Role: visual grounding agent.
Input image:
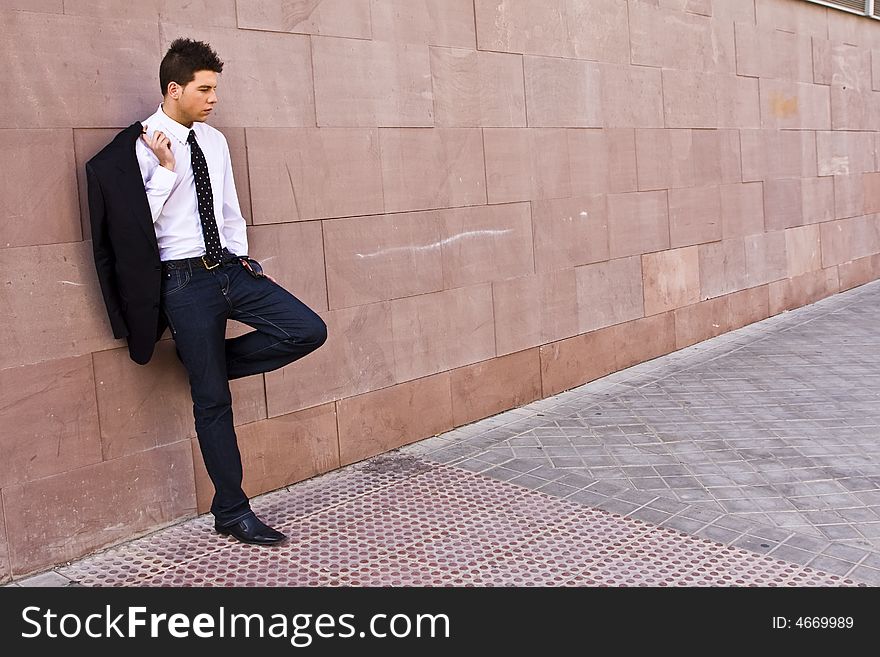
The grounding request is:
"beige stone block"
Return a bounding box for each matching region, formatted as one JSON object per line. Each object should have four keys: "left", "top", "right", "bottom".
{"left": 492, "top": 269, "right": 578, "bottom": 355}
{"left": 216, "top": 127, "right": 253, "bottom": 225}
{"left": 0, "top": 355, "right": 101, "bottom": 488}
{"left": 745, "top": 231, "right": 788, "bottom": 286}
{"left": 74, "top": 128, "right": 119, "bottom": 241}
{"left": 813, "top": 37, "right": 832, "bottom": 85}
{"left": 693, "top": 129, "right": 743, "bottom": 187}
{"left": 3, "top": 441, "right": 196, "bottom": 575}
{"left": 576, "top": 255, "right": 644, "bottom": 332}
{"left": 786, "top": 224, "right": 822, "bottom": 278}
{"left": 312, "top": 36, "right": 432, "bottom": 127}
{"left": 337, "top": 372, "right": 453, "bottom": 465}
{"left": 430, "top": 47, "right": 526, "bottom": 127}
{"left": 831, "top": 87, "right": 872, "bottom": 132}
{"left": 94, "top": 342, "right": 266, "bottom": 460}
{"left": 246, "top": 221, "right": 327, "bottom": 313}
{"left": 159, "top": 25, "right": 314, "bottom": 128}
{"left": 450, "top": 348, "right": 541, "bottom": 427}
{"left": 735, "top": 21, "right": 814, "bottom": 83}
{"left": 769, "top": 267, "right": 840, "bottom": 314}
{"left": 755, "top": 0, "right": 828, "bottom": 39}
{"left": 0, "top": 11, "right": 158, "bottom": 128}
{"left": 630, "top": 0, "right": 735, "bottom": 73}
{"left": 727, "top": 285, "right": 770, "bottom": 331}
{"left": 662, "top": 69, "right": 717, "bottom": 128}
{"left": 0, "top": 502, "right": 7, "bottom": 584}
{"left": 440, "top": 203, "right": 534, "bottom": 289}
{"left": 669, "top": 185, "right": 722, "bottom": 248}
{"left": 636, "top": 129, "right": 695, "bottom": 191}
{"left": 65, "top": 0, "right": 236, "bottom": 25}
{"left": 838, "top": 253, "right": 880, "bottom": 290}
{"left": 642, "top": 247, "right": 701, "bottom": 316}
{"left": 0, "top": 129, "right": 79, "bottom": 248}
{"left": 874, "top": 50, "right": 880, "bottom": 91}
{"left": 391, "top": 284, "right": 495, "bottom": 382}
{"left": 817, "top": 130, "right": 876, "bottom": 176}
{"left": 381, "top": 128, "right": 486, "bottom": 212}
{"left": 265, "top": 302, "right": 395, "bottom": 416}
{"left": 698, "top": 237, "right": 748, "bottom": 299}
{"left": 834, "top": 174, "right": 866, "bottom": 219}
{"left": 0, "top": 242, "right": 120, "bottom": 369}
{"left": 613, "top": 312, "right": 676, "bottom": 371}
{"left": 484, "top": 128, "right": 570, "bottom": 203}
{"left": 763, "top": 178, "right": 804, "bottom": 231}
{"left": 674, "top": 295, "right": 731, "bottom": 350}
{"left": 721, "top": 182, "right": 765, "bottom": 239}
{"left": 324, "top": 211, "right": 443, "bottom": 309}
{"left": 802, "top": 176, "right": 835, "bottom": 224}
{"left": 827, "top": 8, "right": 880, "bottom": 48}
{"left": 192, "top": 404, "right": 339, "bottom": 513}
{"left": 740, "top": 129, "right": 818, "bottom": 181}
{"left": 234, "top": 0, "right": 371, "bottom": 37}
{"left": 568, "top": 128, "right": 638, "bottom": 195}
{"left": 607, "top": 190, "right": 670, "bottom": 258}
{"left": 864, "top": 172, "right": 880, "bottom": 214}
{"left": 760, "top": 79, "right": 831, "bottom": 130}
{"left": 0, "top": 0, "right": 61, "bottom": 11}
{"left": 247, "top": 128, "right": 383, "bottom": 224}
{"left": 372, "top": 0, "right": 475, "bottom": 47}
{"left": 473, "top": 0, "right": 630, "bottom": 63}
{"left": 532, "top": 195, "right": 608, "bottom": 273}
{"left": 717, "top": 73, "right": 762, "bottom": 129}
{"left": 523, "top": 56, "right": 602, "bottom": 128}
{"left": 598, "top": 62, "right": 664, "bottom": 128}
{"left": 539, "top": 325, "right": 617, "bottom": 397}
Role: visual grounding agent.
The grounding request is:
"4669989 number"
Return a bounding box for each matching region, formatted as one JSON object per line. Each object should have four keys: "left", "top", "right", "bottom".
{"left": 795, "top": 617, "right": 854, "bottom": 629}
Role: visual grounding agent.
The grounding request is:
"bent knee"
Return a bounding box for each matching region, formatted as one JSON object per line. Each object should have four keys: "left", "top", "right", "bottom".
{"left": 309, "top": 319, "right": 328, "bottom": 349}
{"left": 284, "top": 319, "right": 327, "bottom": 351}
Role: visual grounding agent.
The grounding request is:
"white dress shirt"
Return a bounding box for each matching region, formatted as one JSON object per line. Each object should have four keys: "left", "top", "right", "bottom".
{"left": 136, "top": 104, "right": 248, "bottom": 261}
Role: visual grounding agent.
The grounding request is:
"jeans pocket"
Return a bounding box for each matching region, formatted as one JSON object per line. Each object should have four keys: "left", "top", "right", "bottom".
{"left": 161, "top": 267, "right": 191, "bottom": 296}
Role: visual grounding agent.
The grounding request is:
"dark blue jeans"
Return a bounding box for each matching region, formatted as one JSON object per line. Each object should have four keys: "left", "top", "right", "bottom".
{"left": 160, "top": 257, "right": 327, "bottom": 527}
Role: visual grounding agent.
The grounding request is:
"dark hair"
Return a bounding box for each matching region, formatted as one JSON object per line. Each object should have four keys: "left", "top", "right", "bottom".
{"left": 159, "top": 38, "right": 224, "bottom": 96}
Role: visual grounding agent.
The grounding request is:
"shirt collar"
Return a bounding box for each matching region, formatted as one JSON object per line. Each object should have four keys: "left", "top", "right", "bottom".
{"left": 154, "top": 104, "right": 193, "bottom": 146}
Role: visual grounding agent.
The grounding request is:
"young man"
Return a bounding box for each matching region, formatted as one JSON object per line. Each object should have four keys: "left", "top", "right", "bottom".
{"left": 86, "top": 39, "right": 327, "bottom": 544}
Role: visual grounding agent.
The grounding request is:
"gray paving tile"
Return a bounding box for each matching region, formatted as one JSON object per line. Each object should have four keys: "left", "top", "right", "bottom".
{"left": 767, "top": 544, "right": 815, "bottom": 567}
{"left": 566, "top": 490, "right": 609, "bottom": 507}
{"left": 696, "top": 524, "right": 743, "bottom": 545}
{"left": 661, "top": 516, "right": 707, "bottom": 534}
{"left": 731, "top": 535, "right": 780, "bottom": 556}
{"left": 782, "top": 534, "right": 832, "bottom": 554}
{"left": 847, "top": 566, "right": 880, "bottom": 586}
{"left": 806, "top": 555, "right": 858, "bottom": 578}
{"left": 15, "top": 571, "right": 74, "bottom": 587}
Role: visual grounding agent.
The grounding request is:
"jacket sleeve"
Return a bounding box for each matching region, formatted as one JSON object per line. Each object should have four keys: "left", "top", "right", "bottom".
{"left": 86, "top": 161, "right": 129, "bottom": 339}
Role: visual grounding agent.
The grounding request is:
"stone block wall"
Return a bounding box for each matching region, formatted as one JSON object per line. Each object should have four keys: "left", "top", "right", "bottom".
{"left": 2, "top": 0, "right": 880, "bottom": 578}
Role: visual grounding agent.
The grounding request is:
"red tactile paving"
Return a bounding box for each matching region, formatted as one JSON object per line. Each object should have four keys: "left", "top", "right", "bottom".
{"left": 54, "top": 459, "right": 864, "bottom": 587}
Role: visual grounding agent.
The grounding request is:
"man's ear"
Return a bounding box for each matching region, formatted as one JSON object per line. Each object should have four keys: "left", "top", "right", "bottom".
{"left": 167, "top": 81, "right": 181, "bottom": 100}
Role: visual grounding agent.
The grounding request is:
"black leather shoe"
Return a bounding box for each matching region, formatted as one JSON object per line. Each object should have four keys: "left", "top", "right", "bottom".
{"left": 215, "top": 516, "right": 287, "bottom": 545}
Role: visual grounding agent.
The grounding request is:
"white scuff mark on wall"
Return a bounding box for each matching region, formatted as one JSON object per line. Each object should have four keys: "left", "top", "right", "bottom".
{"left": 355, "top": 229, "right": 513, "bottom": 259}
{"left": 826, "top": 156, "right": 850, "bottom": 175}
{"left": 59, "top": 280, "right": 84, "bottom": 286}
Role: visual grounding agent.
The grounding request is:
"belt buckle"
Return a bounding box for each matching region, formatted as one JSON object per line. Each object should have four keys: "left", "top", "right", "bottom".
{"left": 202, "top": 255, "right": 220, "bottom": 270}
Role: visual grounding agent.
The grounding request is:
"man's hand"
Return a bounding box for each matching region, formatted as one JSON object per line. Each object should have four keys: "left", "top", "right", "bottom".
{"left": 141, "top": 125, "right": 175, "bottom": 171}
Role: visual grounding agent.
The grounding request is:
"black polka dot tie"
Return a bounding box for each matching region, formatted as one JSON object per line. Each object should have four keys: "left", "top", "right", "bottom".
{"left": 188, "top": 129, "right": 224, "bottom": 266}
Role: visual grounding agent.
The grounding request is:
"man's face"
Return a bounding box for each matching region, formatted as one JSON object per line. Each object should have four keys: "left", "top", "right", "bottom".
{"left": 174, "top": 69, "right": 218, "bottom": 124}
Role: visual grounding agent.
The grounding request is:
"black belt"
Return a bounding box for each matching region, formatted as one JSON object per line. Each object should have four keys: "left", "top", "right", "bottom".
{"left": 162, "top": 248, "right": 240, "bottom": 271}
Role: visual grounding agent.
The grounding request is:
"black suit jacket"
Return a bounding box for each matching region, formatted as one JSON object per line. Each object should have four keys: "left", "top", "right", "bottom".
{"left": 86, "top": 122, "right": 167, "bottom": 365}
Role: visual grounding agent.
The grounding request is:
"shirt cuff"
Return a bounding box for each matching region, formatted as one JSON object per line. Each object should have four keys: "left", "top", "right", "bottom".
{"left": 148, "top": 164, "right": 177, "bottom": 191}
